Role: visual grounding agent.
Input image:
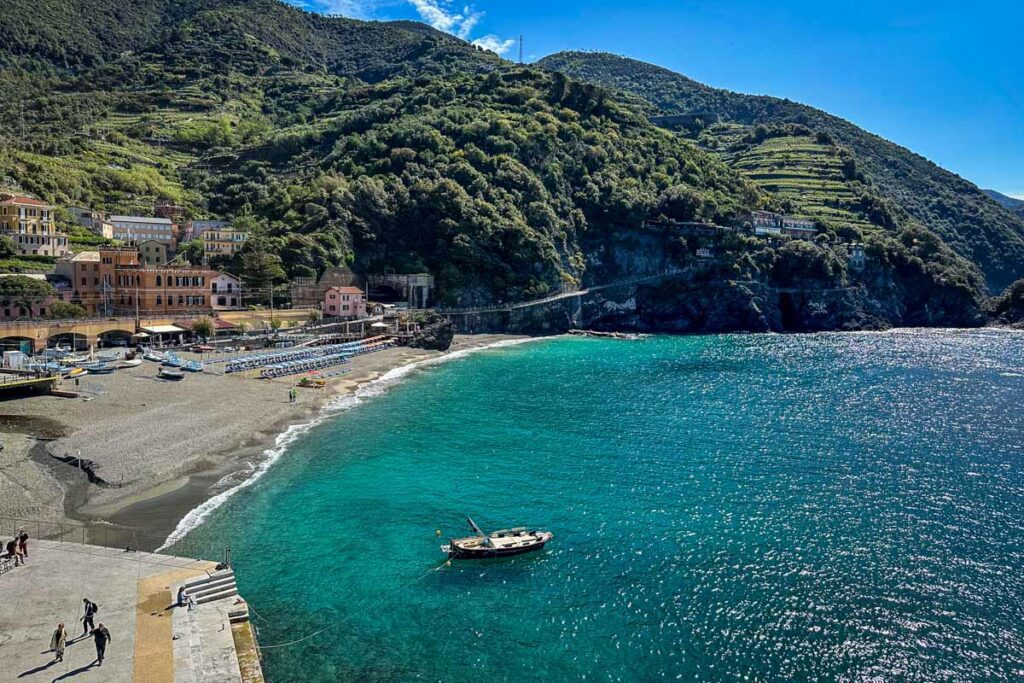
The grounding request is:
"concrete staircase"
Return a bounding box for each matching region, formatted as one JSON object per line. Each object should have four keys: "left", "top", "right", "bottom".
{"left": 183, "top": 569, "right": 238, "bottom": 605}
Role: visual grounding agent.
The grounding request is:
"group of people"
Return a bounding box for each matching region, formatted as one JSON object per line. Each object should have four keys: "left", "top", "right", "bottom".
{"left": 44, "top": 598, "right": 112, "bottom": 667}
{"left": 3, "top": 529, "right": 29, "bottom": 567}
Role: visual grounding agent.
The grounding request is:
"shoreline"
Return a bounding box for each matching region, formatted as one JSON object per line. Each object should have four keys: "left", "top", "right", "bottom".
{"left": 0, "top": 334, "right": 532, "bottom": 550}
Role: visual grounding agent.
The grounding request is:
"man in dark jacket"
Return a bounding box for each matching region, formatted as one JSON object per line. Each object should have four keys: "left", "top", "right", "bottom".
{"left": 81, "top": 598, "right": 98, "bottom": 635}
{"left": 93, "top": 623, "right": 111, "bottom": 666}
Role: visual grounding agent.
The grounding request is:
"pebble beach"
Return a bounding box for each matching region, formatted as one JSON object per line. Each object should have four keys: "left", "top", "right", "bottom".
{"left": 0, "top": 334, "right": 521, "bottom": 546}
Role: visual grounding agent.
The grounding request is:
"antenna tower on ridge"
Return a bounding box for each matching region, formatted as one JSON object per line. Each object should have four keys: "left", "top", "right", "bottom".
{"left": 519, "top": 35, "right": 524, "bottom": 65}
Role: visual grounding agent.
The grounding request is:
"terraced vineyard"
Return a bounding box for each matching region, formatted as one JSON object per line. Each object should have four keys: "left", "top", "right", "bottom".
{"left": 704, "top": 125, "right": 879, "bottom": 232}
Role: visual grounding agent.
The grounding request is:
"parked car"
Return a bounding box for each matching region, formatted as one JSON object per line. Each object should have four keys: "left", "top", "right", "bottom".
{"left": 191, "top": 344, "right": 215, "bottom": 353}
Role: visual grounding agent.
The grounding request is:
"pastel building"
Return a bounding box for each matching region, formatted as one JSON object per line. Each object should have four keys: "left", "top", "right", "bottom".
{"left": 323, "top": 286, "right": 366, "bottom": 319}
{"left": 0, "top": 195, "right": 70, "bottom": 257}
{"left": 211, "top": 272, "right": 242, "bottom": 310}
{"left": 109, "top": 215, "right": 176, "bottom": 248}
{"left": 203, "top": 227, "right": 249, "bottom": 258}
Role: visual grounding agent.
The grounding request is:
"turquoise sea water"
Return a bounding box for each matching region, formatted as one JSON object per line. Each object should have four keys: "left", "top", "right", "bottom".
{"left": 179, "top": 331, "right": 1024, "bottom": 681}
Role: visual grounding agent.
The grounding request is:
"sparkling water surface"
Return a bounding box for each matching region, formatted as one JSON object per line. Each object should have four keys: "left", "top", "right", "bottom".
{"left": 179, "top": 331, "right": 1024, "bottom": 681}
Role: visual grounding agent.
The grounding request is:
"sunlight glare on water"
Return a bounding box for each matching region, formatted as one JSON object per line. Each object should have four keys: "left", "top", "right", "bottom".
{"left": 180, "top": 330, "right": 1024, "bottom": 681}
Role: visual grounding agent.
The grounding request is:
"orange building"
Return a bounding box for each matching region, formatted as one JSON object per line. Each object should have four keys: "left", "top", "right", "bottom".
{"left": 55, "top": 247, "right": 216, "bottom": 316}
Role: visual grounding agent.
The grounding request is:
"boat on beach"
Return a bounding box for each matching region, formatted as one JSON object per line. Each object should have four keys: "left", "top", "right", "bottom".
{"left": 158, "top": 368, "right": 185, "bottom": 381}
{"left": 143, "top": 351, "right": 165, "bottom": 362}
{"left": 88, "top": 363, "right": 117, "bottom": 374}
{"left": 162, "top": 354, "right": 185, "bottom": 368}
{"left": 182, "top": 360, "right": 204, "bottom": 372}
{"left": 120, "top": 358, "right": 143, "bottom": 368}
{"left": 442, "top": 518, "right": 553, "bottom": 559}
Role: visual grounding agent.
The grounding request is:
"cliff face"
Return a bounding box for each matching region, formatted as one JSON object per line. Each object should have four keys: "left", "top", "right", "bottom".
{"left": 445, "top": 227, "right": 988, "bottom": 335}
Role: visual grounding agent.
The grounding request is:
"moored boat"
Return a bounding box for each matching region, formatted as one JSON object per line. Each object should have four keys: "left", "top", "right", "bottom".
{"left": 64, "top": 367, "right": 87, "bottom": 379}
{"left": 442, "top": 518, "right": 553, "bottom": 559}
{"left": 121, "top": 358, "right": 143, "bottom": 368}
{"left": 162, "top": 354, "right": 185, "bottom": 368}
{"left": 88, "top": 363, "right": 117, "bottom": 374}
{"left": 158, "top": 368, "right": 185, "bottom": 381}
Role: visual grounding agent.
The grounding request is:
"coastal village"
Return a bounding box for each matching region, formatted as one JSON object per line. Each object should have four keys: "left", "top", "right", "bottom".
{"left": 0, "top": 188, "right": 873, "bottom": 682}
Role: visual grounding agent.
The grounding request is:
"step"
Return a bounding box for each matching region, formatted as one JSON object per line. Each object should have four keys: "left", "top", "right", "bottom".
{"left": 191, "top": 580, "right": 237, "bottom": 601}
{"left": 228, "top": 605, "right": 250, "bottom": 624}
{"left": 186, "top": 574, "right": 236, "bottom": 595}
{"left": 183, "top": 570, "right": 234, "bottom": 592}
{"left": 196, "top": 586, "right": 239, "bottom": 605}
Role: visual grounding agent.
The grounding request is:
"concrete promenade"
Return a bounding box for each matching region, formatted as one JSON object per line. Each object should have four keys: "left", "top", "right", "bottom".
{"left": 0, "top": 541, "right": 260, "bottom": 682}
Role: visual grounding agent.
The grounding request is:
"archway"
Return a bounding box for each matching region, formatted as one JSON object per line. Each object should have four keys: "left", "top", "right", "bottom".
{"left": 99, "top": 329, "right": 134, "bottom": 348}
{"left": 0, "top": 336, "right": 35, "bottom": 353}
{"left": 48, "top": 332, "right": 89, "bottom": 352}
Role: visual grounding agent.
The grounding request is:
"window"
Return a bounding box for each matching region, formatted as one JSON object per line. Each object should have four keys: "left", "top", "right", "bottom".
{"left": 217, "top": 296, "right": 226, "bottom": 306}
{"left": 156, "top": 296, "right": 162, "bottom": 305}
{"left": 212, "top": 282, "right": 218, "bottom": 294}
{"left": 178, "top": 296, "right": 184, "bottom": 305}
{"left": 81, "top": 277, "right": 86, "bottom": 286}
{"left": 156, "top": 276, "right": 161, "bottom": 286}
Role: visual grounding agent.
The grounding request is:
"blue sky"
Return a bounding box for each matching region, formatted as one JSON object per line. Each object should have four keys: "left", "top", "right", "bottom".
{"left": 289, "top": 0, "right": 1024, "bottom": 197}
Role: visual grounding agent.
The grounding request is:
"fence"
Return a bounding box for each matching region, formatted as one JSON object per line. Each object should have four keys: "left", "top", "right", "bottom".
{"left": 0, "top": 516, "right": 227, "bottom": 562}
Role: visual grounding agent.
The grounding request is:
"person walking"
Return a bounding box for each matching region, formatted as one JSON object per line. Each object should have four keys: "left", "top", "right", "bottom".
{"left": 17, "top": 530, "right": 28, "bottom": 561}
{"left": 92, "top": 623, "right": 111, "bottom": 666}
{"left": 49, "top": 623, "right": 67, "bottom": 662}
{"left": 81, "top": 598, "right": 98, "bottom": 635}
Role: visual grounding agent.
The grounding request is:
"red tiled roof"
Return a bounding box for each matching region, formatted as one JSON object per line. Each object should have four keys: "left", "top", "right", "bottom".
{"left": 327, "top": 286, "right": 364, "bottom": 294}
{"left": 213, "top": 318, "right": 238, "bottom": 329}
{"left": 0, "top": 196, "right": 49, "bottom": 207}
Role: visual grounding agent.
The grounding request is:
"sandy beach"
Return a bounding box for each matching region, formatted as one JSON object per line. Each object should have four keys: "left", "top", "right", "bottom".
{"left": 0, "top": 334, "right": 524, "bottom": 548}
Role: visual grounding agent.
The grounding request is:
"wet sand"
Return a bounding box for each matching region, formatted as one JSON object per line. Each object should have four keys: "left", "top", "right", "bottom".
{"left": 0, "top": 334, "right": 524, "bottom": 548}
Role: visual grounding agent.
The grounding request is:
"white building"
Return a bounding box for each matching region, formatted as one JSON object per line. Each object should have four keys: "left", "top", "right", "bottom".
{"left": 109, "top": 216, "right": 175, "bottom": 247}
{"left": 211, "top": 272, "right": 242, "bottom": 310}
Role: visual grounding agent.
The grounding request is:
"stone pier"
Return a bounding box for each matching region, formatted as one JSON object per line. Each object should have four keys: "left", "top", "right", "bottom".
{"left": 0, "top": 540, "right": 263, "bottom": 682}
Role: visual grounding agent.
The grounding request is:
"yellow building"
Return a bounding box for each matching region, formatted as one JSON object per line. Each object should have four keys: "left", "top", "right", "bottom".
{"left": 203, "top": 228, "right": 249, "bottom": 258}
{"left": 0, "top": 195, "right": 70, "bottom": 257}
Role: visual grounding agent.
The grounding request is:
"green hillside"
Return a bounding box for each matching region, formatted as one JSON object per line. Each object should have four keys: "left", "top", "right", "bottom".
{"left": 538, "top": 52, "right": 1024, "bottom": 292}
{"left": 0, "top": 0, "right": 760, "bottom": 303}
{"left": 699, "top": 123, "right": 889, "bottom": 233}
{"left": 985, "top": 190, "right": 1024, "bottom": 219}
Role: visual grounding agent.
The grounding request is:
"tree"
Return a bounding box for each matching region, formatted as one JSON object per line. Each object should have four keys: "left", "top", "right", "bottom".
{"left": 47, "top": 301, "right": 88, "bottom": 319}
{"left": 0, "top": 275, "right": 55, "bottom": 316}
{"left": 180, "top": 239, "right": 205, "bottom": 265}
{"left": 240, "top": 238, "right": 286, "bottom": 304}
{"left": 308, "top": 308, "right": 323, "bottom": 324}
{"left": 0, "top": 235, "right": 18, "bottom": 259}
{"left": 192, "top": 316, "right": 214, "bottom": 339}
{"left": 269, "top": 317, "right": 283, "bottom": 331}
{"left": 235, "top": 321, "right": 250, "bottom": 334}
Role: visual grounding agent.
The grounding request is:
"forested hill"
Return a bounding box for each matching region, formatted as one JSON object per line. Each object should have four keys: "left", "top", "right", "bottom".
{"left": 0, "top": 0, "right": 761, "bottom": 304}
{"left": 985, "top": 190, "right": 1024, "bottom": 219}
{"left": 538, "top": 52, "right": 1024, "bottom": 292}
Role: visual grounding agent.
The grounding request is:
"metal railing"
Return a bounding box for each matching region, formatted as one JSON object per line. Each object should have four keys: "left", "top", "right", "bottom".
{"left": 0, "top": 516, "right": 220, "bottom": 560}
{"left": 436, "top": 268, "right": 685, "bottom": 315}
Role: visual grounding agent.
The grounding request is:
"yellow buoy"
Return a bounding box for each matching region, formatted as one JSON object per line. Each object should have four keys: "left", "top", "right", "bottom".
{"left": 435, "top": 529, "right": 442, "bottom": 536}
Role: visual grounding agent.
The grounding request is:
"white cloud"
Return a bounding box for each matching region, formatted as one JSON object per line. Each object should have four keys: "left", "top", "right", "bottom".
{"left": 409, "top": 1, "right": 482, "bottom": 40}
{"left": 291, "top": 0, "right": 515, "bottom": 54}
{"left": 472, "top": 34, "right": 517, "bottom": 55}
